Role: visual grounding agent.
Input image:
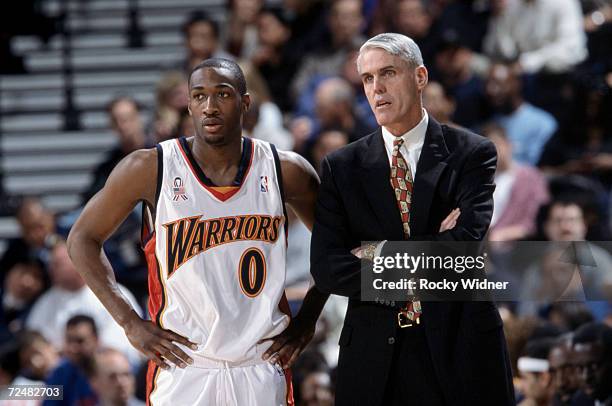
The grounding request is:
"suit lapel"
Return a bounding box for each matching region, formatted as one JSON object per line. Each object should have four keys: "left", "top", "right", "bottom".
{"left": 359, "top": 130, "right": 405, "bottom": 240}
{"left": 410, "top": 118, "right": 449, "bottom": 236}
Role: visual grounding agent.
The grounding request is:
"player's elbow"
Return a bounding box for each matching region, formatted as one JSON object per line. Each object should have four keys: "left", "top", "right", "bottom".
{"left": 66, "top": 226, "right": 97, "bottom": 261}
{"left": 66, "top": 227, "right": 80, "bottom": 260}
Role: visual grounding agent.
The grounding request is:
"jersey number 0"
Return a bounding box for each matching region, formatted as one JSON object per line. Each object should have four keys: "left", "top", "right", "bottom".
{"left": 238, "top": 248, "right": 266, "bottom": 297}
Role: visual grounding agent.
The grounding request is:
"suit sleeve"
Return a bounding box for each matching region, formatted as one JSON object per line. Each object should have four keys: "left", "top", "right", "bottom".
{"left": 310, "top": 157, "right": 363, "bottom": 298}
{"left": 407, "top": 139, "right": 497, "bottom": 243}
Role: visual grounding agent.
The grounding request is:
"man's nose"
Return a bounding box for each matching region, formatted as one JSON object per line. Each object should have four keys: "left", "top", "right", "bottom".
{"left": 373, "top": 76, "right": 385, "bottom": 94}
{"left": 203, "top": 97, "right": 219, "bottom": 114}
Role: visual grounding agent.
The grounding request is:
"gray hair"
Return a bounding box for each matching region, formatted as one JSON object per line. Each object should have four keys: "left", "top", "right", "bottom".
{"left": 356, "top": 33, "right": 424, "bottom": 73}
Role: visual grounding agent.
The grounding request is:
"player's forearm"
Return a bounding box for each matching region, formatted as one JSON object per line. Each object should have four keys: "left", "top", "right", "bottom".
{"left": 66, "top": 232, "right": 141, "bottom": 328}
{"left": 293, "top": 286, "right": 329, "bottom": 326}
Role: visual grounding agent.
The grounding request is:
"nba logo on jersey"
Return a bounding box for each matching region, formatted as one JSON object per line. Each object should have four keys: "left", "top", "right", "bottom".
{"left": 172, "top": 177, "right": 188, "bottom": 201}
{"left": 260, "top": 176, "right": 269, "bottom": 193}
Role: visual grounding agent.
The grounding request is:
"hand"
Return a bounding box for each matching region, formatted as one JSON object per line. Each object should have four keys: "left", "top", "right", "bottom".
{"left": 260, "top": 317, "right": 315, "bottom": 369}
{"left": 439, "top": 208, "right": 460, "bottom": 232}
{"left": 124, "top": 318, "right": 197, "bottom": 370}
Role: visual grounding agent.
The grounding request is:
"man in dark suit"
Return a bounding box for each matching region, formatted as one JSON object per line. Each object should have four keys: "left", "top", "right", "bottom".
{"left": 311, "top": 33, "right": 515, "bottom": 406}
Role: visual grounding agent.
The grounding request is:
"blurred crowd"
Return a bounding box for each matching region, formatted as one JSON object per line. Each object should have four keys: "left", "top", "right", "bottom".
{"left": 1, "top": 0, "right": 612, "bottom": 404}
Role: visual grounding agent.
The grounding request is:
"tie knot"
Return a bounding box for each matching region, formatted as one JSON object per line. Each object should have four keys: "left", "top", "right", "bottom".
{"left": 393, "top": 138, "right": 404, "bottom": 149}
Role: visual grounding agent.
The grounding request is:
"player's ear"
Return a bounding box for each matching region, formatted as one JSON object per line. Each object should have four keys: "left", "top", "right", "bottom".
{"left": 242, "top": 93, "right": 251, "bottom": 113}
{"left": 187, "top": 105, "right": 192, "bottom": 115}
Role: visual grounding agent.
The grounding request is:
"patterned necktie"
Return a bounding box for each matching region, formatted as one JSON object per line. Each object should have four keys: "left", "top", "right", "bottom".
{"left": 390, "top": 138, "right": 413, "bottom": 238}
{"left": 390, "top": 137, "right": 422, "bottom": 326}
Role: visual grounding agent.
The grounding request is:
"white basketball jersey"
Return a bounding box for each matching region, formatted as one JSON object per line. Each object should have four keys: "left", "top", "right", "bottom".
{"left": 143, "top": 136, "right": 290, "bottom": 365}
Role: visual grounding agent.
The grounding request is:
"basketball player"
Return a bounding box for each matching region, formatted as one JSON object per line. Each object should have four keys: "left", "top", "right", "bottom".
{"left": 67, "top": 58, "right": 327, "bottom": 405}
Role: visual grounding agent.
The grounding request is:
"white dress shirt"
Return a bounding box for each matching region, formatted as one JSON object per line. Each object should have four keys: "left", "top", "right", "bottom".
{"left": 381, "top": 110, "right": 429, "bottom": 178}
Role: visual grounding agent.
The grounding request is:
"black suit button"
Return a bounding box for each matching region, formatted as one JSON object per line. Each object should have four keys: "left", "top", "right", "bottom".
{"left": 388, "top": 337, "right": 395, "bottom": 345}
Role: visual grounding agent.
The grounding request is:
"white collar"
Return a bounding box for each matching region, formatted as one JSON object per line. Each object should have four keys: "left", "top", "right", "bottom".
{"left": 381, "top": 110, "right": 429, "bottom": 150}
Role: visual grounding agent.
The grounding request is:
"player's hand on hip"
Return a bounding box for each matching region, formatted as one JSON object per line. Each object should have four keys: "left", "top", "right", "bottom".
{"left": 124, "top": 318, "right": 198, "bottom": 370}
{"left": 439, "top": 208, "right": 460, "bottom": 232}
{"left": 260, "top": 317, "right": 316, "bottom": 369}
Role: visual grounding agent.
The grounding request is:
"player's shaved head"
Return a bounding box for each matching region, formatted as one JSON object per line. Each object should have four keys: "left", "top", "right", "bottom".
{"left": 189, "top": 58, "right": 247, "bottom": 95}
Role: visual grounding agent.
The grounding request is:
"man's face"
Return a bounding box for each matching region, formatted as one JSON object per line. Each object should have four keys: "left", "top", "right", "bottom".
{"left": 313, "top": 131, "right": 349, "bottom": 174}
{"left": 188, "top": 67, "right": 250, "bottom": 146}
{"left": 423, "top": 82, "right": 454, "bottom": 123}
{"left": 4, "top": 263, "right": 44, "bottom": 304}
{"left": 92, "top": 352, "right": 135, "bottom": 405}
{"left": 233, "top": 0, "right": 263, "bottom": 23}
{"left": 549, "top": 345, "right": 579, "bottom": 399}
{"left": 544, "top": 204, "right": 587, "bottom": 241}
{"left": 17, "top": 203, "right": 54, "bottom": 248}
{"left": 186, "top": 21, "right": 217, "bottom": 59}
{"left": 20, "top": 338, "right": 59, "bottom": 380}
{"left": 258, "top": 13, "right": 289, "bottom": 47}
{"left": 359, "top": 48, "right": 427, "bottom": 135}
{"left": 520, "top": 371, "right": 550, "bottom": 402}
{"left": 110, "top": 100, "right": 144, "bottom": 148}
{"left": 395, "top": 0, "right": 431, "bottom": 38}
{"left": 300, "top": 371, "right": 333, "bottom": 406}
{"left": 64, "top": 323, "right": 98, "bottom": 366}
{"left": 574, "top": 343, "right": 605, "bottom": 397}
{"left": 486, "top": 64, "right": 518, "bottom": 111}
{"left": 329, "top": 0, "right": 363, "bottom": 45}
{"left": 50, "top": 244, "right": 84, "bottom": 291}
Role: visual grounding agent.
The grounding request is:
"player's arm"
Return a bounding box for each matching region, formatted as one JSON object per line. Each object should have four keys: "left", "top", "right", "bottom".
{"left": 261, "top": 151, "right": 329, "bottom": 368}
{"left": 67, "top": 149, "right": 196, "bottom": 370}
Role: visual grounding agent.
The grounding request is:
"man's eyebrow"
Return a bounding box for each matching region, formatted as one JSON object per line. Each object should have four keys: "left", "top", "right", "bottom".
{"left": 216, "top": 83, "right": 237, "bottom": 90}
{"left": 190, "top": 83, "right": 236, "bottom": 91}
{"left": 360, "top": 65, "right": 396, "bottom": 77}
{"left": 378, "top": 65, "right": 395, "bottom": 72}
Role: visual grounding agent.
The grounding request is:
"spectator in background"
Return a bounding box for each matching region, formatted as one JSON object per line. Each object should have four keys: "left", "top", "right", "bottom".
{"left": 17, "top": 330, "right": 59, "bottom": 383}
{"left": 517, "top": 338, "right": 556, "bottom": 406}
{"left": 311, "top": 77, "right": 374, "bottom": 143}
{"left": 89, "top": 348, "right": 144, "bottom": 406}
{"left": 423, "top": 81, "right": 457, "bottom": 127}
{"left": 485, "top": 62, "right": 558, "bottom": 165}
{"left": 281, "top": 0, "right": 327, "bottom": 54}
{"left": 482, "top": 0, "right": 588, "bottom": 120}
{"left": 392, "top": 0, "right": 437, "bottom": 64}
{"left": 548, "top": 334, "right": 580, "bottom": 405}
{"left": 290, "top": 0, "right": 365, "bottom": 103}
{"left": 0, "top": 259, "right": 46, "bottom": 342}
{"left": 177, "top": 11, "right": 232, "bottom": 74}
{"left": 310, "top": 130, "right": 349, "bottom": 176}
{"left": 300, "top": 368, "right": 334, "bottom": 406}
{"left": 572, "top": 322, "right": 612, "bottom": 405}
{"left": 483, "top": 123, "right": 549, "bottom": 242}
{"left": 252, "top": 6, "right": 301, "bottom": 112}
{"left": 0, "top": 197, "right": 57, "bottom": 277}
{"left": 224, "top": 0, "right": 264, "bottom": 59}
{"left": 483, "top": 0, "right": 587, "bottom": 75}
{"left": 83, "top": 97, "right": 147, "bottom": 203}
{"left": 291, "top": 351, "right": 331, "bottom": 405}
{"left": 0, "top": 343, "right": 37, "bottom": 405}
{"left": 368, "top": 0, "right": 437, "bottom": 61}
{"left": 238, "top": 61, "right": 293, "bottom": 150}
{"left": 432, "top": 28, "right": 486, "bottom": 129}
{"left": 78, "top": 97, "right": 148, "bottom": 300}
{"left": 151, "top": 71, "right": 189, "bottom": 143}
{"left": 339, "top": 48, "right": 377, "bottom": 130}
{"left": 44, "top": 315, "right": 99, "bottom": 406}
{"left": 519, "top": 199, "right": 612, "bottom": 318}
{"left": 26, "top": 240, "right": 142, "bottom": 364}
{"left": 177, "top": 108, "right": 195, "bottom": 138}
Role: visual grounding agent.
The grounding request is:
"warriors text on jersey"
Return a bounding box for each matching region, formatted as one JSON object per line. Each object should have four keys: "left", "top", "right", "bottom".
{"left": 143, "top": 137, "right": 291, "bottom": 365}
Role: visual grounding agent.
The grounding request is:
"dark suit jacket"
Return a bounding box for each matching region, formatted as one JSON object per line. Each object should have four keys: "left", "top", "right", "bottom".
{"left": 311, "top": 117, "right": 515, "bottom": 406}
